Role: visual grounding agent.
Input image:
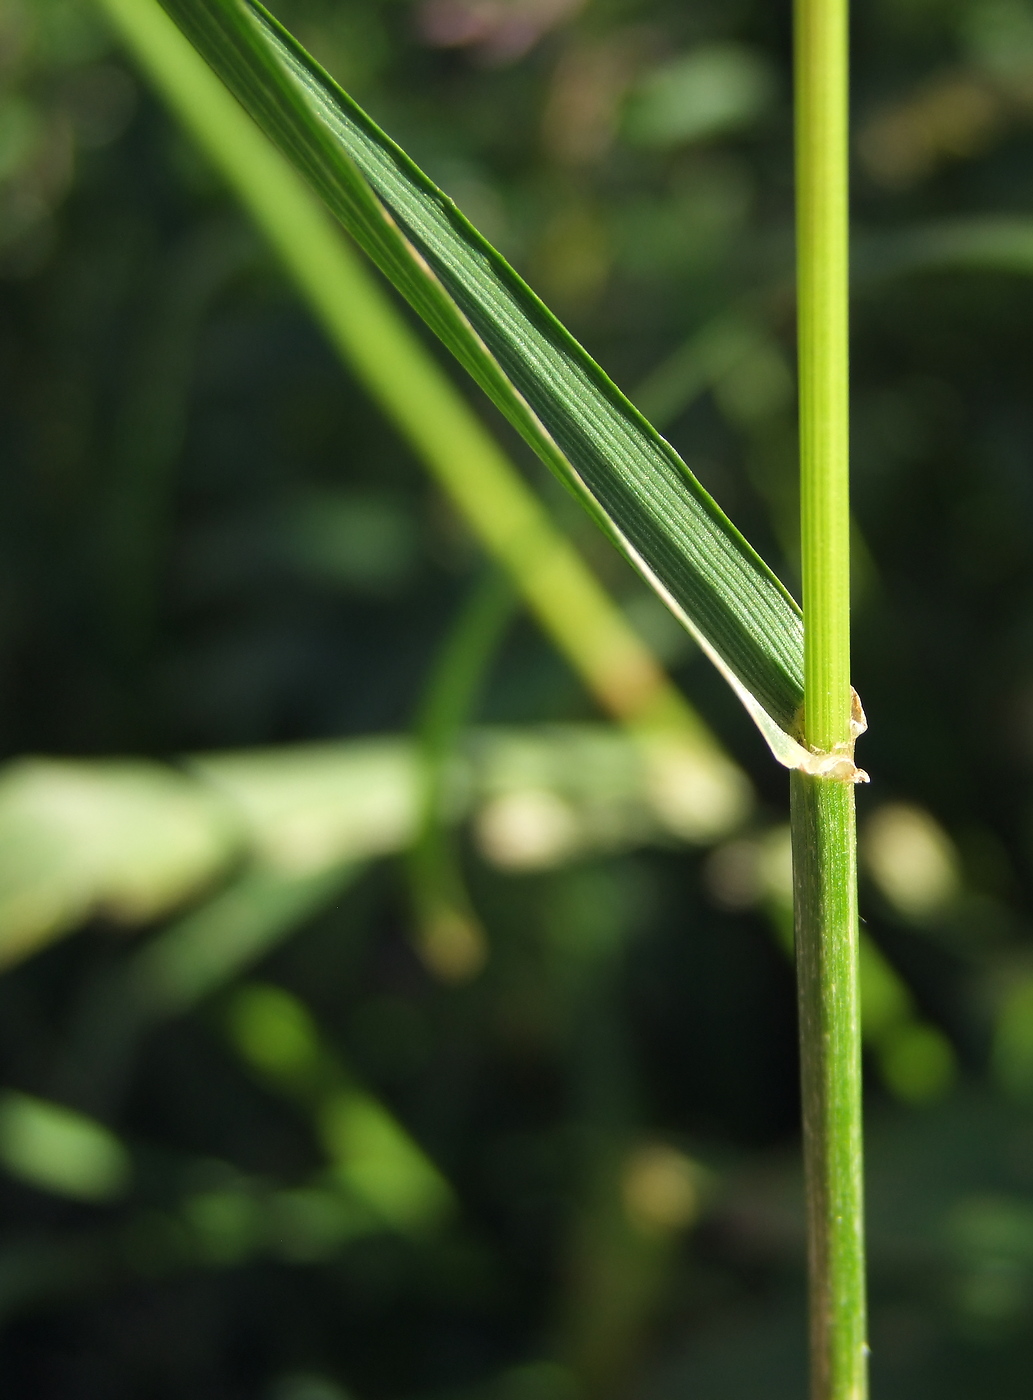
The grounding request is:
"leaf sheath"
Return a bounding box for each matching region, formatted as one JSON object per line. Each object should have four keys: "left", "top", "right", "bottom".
{"left": 791, "top": 773, "right": 867, "bottom": 1400}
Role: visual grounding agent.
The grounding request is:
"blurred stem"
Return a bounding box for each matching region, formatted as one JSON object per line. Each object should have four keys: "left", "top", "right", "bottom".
{"left": 416, "top": 571, "right": 514, "bottom": 745}
{"left": 408, "top": 569, "right": 515, "bottom": 981}
{"left": 793, "top": 0, "right": 867, "bottom": 1396}
{"left": 95, "top": 0, "right": 714, "bottom": 748}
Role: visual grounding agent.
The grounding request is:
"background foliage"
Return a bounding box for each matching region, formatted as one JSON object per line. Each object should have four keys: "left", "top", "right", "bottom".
{"left": 4, "top": 0, "right": 1033, "bottom": 1394}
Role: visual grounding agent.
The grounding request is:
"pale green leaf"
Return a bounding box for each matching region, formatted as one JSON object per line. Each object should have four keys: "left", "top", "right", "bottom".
{"left": 0, "top": 1092, "right": 131, "bottom": 1202}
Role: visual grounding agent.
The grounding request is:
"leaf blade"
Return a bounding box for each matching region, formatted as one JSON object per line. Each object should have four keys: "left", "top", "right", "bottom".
{"left": 161, "top": 0, "right": 806, "bottom": 747}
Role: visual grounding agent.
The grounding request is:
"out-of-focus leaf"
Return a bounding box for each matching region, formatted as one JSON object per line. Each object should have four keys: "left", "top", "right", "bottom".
{"left": 408, "top": 569, "right": 515, "bottom": 983}
{"left": 992, "top": 974, "right": 1033, "bottom": 1100}
{"left": 0, "top": 725, "right": 749, "bottom": 975}
{"left": 188, "top": 728, "right": 747, "bottom": 878}
{"left": 321, "top": 1090, "right": 454, "bottom": 1234}
{"left": 188, "top": 739, "right": 420, "bottom": 872}
{"left": 633, "top": 311, "right": 780, "bottom": 432}
{"left": 470, "top": 724, "right": 748, "bottom": 868}
{"left": 623, "top": 45, "right": 776, "bottom": 149}
{"left": 229, "top": 984, "right": 456, "bottom": 1233}
{"left": 130, "top": 862, "right": 361, "bottom": 1019}
{"left": 0, "top": 1091, "right": 131, "bottom": 1202}
{"left": 861, "top": 802, "right": 961, "bottom": 923}
{"left": 857, "top": 215, "right": 1033, "bottom": 281}
{"left": 0, "top": 759, "right": 241, "bottom": 969}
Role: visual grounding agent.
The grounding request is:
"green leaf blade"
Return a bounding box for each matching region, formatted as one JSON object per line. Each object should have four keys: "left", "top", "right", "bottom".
{"left": 161, "top": 0, "right": 805, "bottom": 746}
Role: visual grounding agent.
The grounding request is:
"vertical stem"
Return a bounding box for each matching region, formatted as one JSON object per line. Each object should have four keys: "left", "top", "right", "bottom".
{"left": 796, "top": 0, "right": 851, "bottom": 753}
{"left": 793, "top": 0, "right": 867, "bottom": 1397}
{"left": 791, "top": 773, "right": 866, "bottom": 1399}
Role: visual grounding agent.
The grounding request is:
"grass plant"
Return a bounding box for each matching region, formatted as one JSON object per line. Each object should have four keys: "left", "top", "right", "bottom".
{"left": 15, "top": 0, "right": 1033, "bottom": 1386}
{"left": 94, "top": 0, "right": 870, "bottom": 1390}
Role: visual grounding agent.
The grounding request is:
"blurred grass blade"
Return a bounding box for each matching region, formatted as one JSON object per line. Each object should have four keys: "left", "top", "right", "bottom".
{"left": 0, "top": 1092, "right": 131, "bottom": 1203}
{"left": 855, "top": 215, "right": 1033, "bottom": 282}
{"left": 148, "top": 0, "right": 806, "bottom": 761}
{"left": 227, "top": 983, "right": 456, "bottom": 1233}
{"left": 0, "top": 758, "right": 240, "bottom": 970}
{"left": 408, "top": 569, "right": 515, "bottom": 983}
{"left": 633, "top": 311, "right": 777, "bottom": 430}
{"left": 0, "top": 726, "right": 747, "bottom": 975}
{"left": 131, "top": 862, "right": 361, "bottom": 1019}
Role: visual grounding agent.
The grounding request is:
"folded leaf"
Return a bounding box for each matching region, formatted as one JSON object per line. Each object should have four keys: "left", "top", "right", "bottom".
{"left": 159, "top": 0, "right": 806, "bottom": 760}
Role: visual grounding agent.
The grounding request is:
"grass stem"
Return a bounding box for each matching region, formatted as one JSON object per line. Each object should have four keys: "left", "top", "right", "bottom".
{"left": 793, "top": 0, "right": 867, "bottom": 1395}
{"left": 795, "top": 0, "right": 851, "bottom": 754}
{"left": 791, "top": 773, "right": 866, "bottom": 1399}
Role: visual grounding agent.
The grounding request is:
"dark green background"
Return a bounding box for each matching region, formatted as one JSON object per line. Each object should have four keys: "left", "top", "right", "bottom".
{"left": 3, "top": 0, "right": 1033, "bottom": 1394}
